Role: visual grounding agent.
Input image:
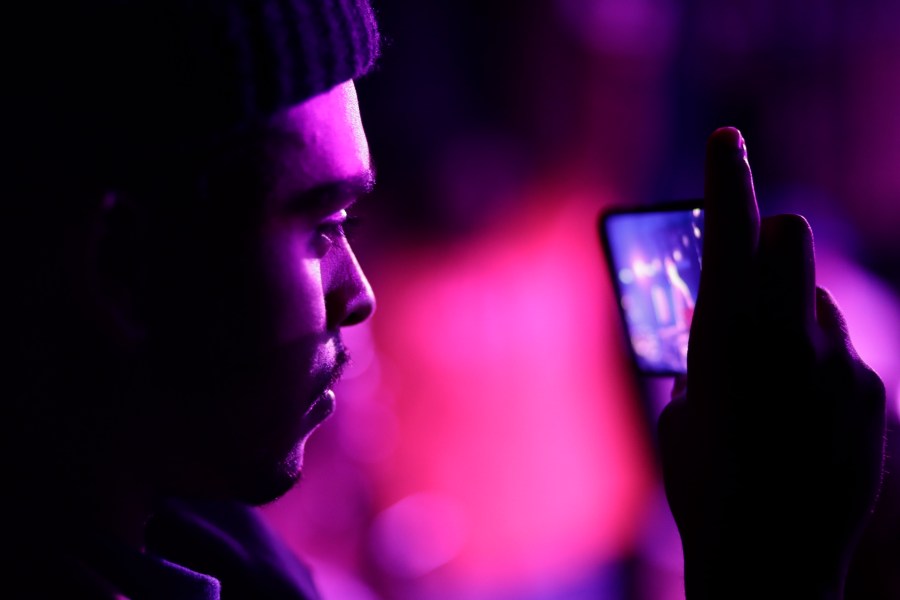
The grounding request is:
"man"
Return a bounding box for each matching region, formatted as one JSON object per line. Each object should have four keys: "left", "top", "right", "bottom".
{"left": 3, "top": 0, "right": 377, "bottom": 597}
{"left": 2, "top": 1, "right": 887, "bottom": 599}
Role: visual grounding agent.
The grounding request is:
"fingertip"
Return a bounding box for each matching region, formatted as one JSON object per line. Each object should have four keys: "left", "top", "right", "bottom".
{"left": 774, "top": 212, "right": 812, "bottom": 235}
{"left": 704, "top": 125, "right": 752, "bottom": 182}
{"left": 707, "top": 126, "right": 747, "bottom": 158}
{"left": 759, "top": 213, "right": 816, "bottom": 270}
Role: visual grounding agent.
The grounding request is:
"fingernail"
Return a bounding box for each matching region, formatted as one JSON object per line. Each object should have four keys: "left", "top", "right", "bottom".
{"left": 709, "top": 126, "right": 747, "bottom": 161}
{"left": 736, "top": 129, "right": 747, "bottom": 158}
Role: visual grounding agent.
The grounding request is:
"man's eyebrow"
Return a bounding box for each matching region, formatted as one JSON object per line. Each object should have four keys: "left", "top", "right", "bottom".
{"left": 285, "top": 169, "right": 376, "bottom": 216}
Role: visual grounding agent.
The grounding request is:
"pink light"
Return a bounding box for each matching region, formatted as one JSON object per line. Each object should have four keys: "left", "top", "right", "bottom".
{"left": 370, "top": 491, "right": 469, "bottom": 578}
{"left": 366, "top": 187, "right": 655, "bottom": 590}
{"left": 816, "top": 248, "right": 900, "bottom": 418}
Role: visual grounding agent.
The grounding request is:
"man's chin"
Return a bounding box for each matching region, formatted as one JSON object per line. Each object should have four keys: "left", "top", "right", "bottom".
{"left": 233, "top": 447, "right": 306, "bottom": 506}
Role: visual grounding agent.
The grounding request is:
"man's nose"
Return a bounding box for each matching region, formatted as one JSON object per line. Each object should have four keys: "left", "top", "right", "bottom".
{"left": 325, "top": 239, "right": 376, "bottom": 330}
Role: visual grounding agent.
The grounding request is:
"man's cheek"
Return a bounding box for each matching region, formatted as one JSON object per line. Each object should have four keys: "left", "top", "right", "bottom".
{"left": 268, "top": 241, "right": 327, "bottom": 342}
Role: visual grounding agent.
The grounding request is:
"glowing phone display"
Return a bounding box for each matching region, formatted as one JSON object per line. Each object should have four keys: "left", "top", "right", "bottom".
{"left": 599, "top": 200, "right": 704, "bottom": 375}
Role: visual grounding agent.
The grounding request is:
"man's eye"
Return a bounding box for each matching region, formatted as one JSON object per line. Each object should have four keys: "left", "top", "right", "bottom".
{"left": 319, "top": 214, "right": 363, "bottom": 243}
{"left": 311, "top": 223, "right": 341, "bottom": 257}
{"left": 340, "top": 214, "right": 362, "bottom": 240}
{"left": 318, "top": 222, "right": 346, "bottom": 243}
{"left": 311, "top": 211, "right": 350, "bottom": 257}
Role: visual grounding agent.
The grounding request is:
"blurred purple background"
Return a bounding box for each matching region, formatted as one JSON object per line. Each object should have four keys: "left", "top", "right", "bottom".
{"left": 260, "top": 1, "right": 900, "bottom": 598}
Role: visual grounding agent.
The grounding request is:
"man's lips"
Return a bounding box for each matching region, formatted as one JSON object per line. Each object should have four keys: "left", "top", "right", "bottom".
{"left": 303, "top": 388, "right": 336, "bottom": 429}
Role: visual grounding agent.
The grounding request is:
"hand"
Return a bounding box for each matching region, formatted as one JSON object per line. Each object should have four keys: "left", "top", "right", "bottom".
{"left": 658, "top": 127, "right": 887, "bottom": 599}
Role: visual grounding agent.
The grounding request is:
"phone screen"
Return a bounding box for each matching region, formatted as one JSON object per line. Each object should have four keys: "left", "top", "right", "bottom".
{"left": 599, "top": 201, "right": 704, "bottom": 375}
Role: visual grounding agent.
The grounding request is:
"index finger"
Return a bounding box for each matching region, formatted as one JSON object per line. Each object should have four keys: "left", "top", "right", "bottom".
{"left": 699, "top": 127, "right": 760, "bottom": 307}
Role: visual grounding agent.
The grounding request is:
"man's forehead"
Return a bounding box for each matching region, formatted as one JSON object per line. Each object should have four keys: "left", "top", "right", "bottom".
{"left": 266, "top": 81, "right": 371, "bottom": 194}
{"left": 276, "top": 82, "right": 366, "bottom": 151}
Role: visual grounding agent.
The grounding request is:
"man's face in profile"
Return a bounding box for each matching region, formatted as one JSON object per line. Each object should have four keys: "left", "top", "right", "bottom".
{"left": 139, "top": 80, "right": 376, "bottom": 504}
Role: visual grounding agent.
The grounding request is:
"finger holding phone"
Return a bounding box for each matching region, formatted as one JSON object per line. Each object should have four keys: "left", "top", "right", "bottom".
{"left": 655, "top": 127, "right": 887, "bottom": 599}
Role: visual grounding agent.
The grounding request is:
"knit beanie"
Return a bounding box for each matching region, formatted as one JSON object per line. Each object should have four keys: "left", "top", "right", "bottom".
{"left": 4, "top": 0, "right": 381, "bottom": 187}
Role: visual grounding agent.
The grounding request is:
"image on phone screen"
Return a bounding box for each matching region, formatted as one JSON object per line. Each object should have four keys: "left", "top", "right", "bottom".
{"left": 600, "top": 202, "right": 704, "bottom": 375}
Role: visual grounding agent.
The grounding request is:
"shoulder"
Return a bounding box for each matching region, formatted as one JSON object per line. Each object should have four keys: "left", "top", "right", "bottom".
{"left": 146, "top": 497, "right": 322, "bottom": 600}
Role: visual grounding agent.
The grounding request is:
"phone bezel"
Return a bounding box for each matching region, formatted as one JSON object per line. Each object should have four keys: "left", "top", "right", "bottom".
{"left": 597, "top": 198, "right": 705, "bottom": 377}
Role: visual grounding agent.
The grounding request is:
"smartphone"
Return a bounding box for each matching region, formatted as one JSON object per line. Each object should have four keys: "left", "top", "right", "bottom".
{"left": 598, "top": 199, "right": 704, "bottom": 376}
